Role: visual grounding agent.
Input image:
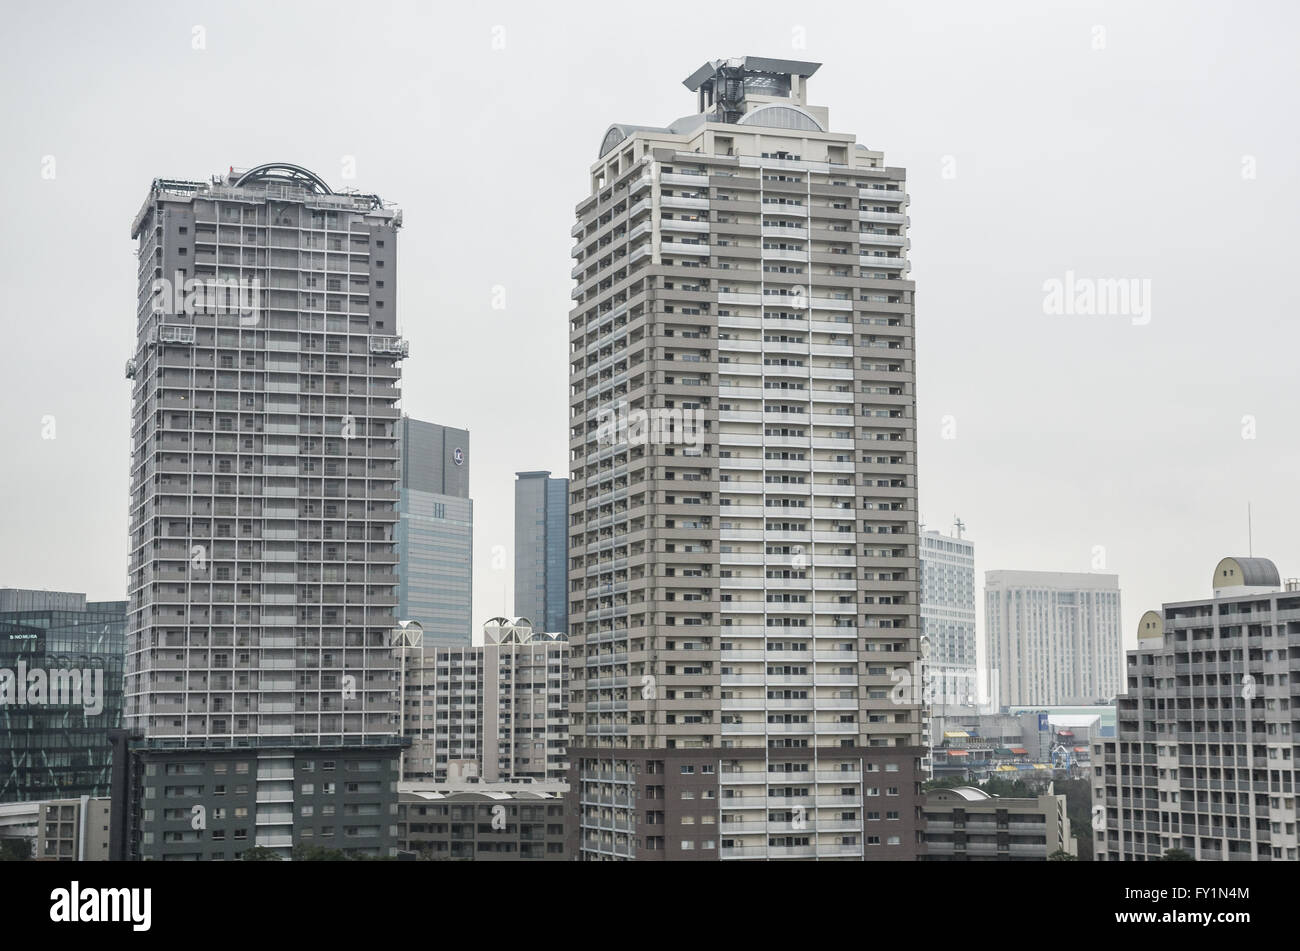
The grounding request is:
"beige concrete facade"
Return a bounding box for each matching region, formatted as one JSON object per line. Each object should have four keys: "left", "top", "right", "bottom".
{"left": 566, "top": 58, "right": 924, "bottom": 860}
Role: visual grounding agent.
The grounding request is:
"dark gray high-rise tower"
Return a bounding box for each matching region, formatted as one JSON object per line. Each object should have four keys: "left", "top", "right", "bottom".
{"left": 120, "top": 163, "right": 407, "bottom": 859}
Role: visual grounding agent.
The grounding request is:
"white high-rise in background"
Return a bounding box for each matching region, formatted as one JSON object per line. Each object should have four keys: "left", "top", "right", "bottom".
{"left": 985, "top": 570, "right": 1122, "bottom": 707}
{"left": 920, "top": 524, "right": 976, "bottom": 710}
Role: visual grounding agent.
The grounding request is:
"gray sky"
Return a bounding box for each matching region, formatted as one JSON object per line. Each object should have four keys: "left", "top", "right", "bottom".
{"left": 1, "top": 0, "right": 1296, "bottom": 652}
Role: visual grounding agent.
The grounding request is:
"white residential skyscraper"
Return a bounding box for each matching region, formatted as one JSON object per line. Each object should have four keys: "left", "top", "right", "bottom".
{"left": 565, "top": 57, "right": 925, "bottom": 861}
{"left": 919, "top": 527, "right": 976, "bottom": 707}
{"left": 985, "top": 569, "right": 1122, "bottom": 707}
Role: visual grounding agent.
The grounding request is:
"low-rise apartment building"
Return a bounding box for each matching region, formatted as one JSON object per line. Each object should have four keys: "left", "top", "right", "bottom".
{"left": 922, "top": 784, "right": 1074, "bottom": 860}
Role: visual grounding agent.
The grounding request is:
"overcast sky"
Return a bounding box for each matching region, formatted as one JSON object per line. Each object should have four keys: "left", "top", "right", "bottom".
{"left": 1, "top": 0, "right": 1296, "bottom": 652}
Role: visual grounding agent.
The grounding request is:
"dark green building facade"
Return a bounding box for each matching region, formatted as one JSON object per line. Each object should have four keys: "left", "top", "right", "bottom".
{"left": 0, "top": 590, "right": 126, "bottom": 803}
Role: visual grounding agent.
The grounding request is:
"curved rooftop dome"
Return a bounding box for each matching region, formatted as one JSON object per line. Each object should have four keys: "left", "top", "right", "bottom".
{"left": 234, "top": 162, "right": 333, "bottom": 195}
{"left": 1213, "top": 556, "right": 1280, "bottom": 589}
{"left": 929, "top": 786, "right": 992, "bottom": 802}
{"left": 598, "top": 115, "right": 708, "bottom": 158}
{"left": 1137, "top": 610, "right": 1163, "bottom": 640}
{"left": 737, "top": 104, "right": 824, "bottom": 132}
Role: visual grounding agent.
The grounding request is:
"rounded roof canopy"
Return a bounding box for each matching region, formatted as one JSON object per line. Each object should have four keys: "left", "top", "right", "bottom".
{"left": 234, "top": 162, "right": 333, "bottom": 195}
{"left": 1137, "top": 610, "right": 1163, "bottom": 640}
{"left": 1213, "top": 557, "right": 1280, "bottom": 589}
{"left": 599, "top": 126, "right": 629, "bottom": 157}
{"left": 930, "top": 786, "right": 991, "bottom": 802}
{"left": 737, "top": 104, "right": 824, "bottom": 132}
{"left": 483, "top": 616, "right": 535, "bottom": 643}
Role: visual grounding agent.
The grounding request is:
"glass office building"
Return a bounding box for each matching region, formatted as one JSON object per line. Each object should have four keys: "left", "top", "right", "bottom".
{"left": 0, "top": 590, "right": 126, "bottom": 803}
{"left": 397, "top": 416, "right": 473, "bottom": 644}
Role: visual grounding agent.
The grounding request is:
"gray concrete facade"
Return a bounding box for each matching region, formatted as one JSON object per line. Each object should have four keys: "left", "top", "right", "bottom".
{"left": 123, "top": 163, "right": 408, "bottom": 857}
{"left": 1094, "top": 559, "right": 1300, "bottom": 862}
{"left": 922, "top": 784, "right": 1074, "bottom": 860}
{"left": 113, "top": 741, "right": 400, "bottom": 860}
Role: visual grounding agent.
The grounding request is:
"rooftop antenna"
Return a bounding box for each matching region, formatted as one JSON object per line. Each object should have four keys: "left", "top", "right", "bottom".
{"left": 953, "top": 516, "right": 966, "bottom": 539}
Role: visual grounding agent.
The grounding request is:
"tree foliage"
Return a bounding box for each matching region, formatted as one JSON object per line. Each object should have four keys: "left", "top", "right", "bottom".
{"left": 239, "top": 845, "right": 284, "bottom": 861}
{"left": 0, "top": 837, "right": 32, "bottom": 862}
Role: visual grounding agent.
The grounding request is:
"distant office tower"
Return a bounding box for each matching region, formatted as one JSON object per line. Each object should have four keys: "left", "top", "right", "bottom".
{"left": 119, "top": 163, "right": 407, "bottom": 859}
{"left": 1094, "top": 558, "right": 1300, "bottom": 862}
{"left": 920, "top": 527, "right": 976, "bottom": 707}
{"left": 398, "top": 618, "right": 569, "bottom": 784}
{"left": 514, "top": 471, "right": 569, "bottom": 634}
{"left": 397, "top": 416, "right": 472, "bottom": 644}
{"left": 985, "top": 570, "right": 1122, "bottom": 707}
{"left": 0, "top": 591, "right": 125, "bottom": 803}
{"left": 565, "top": 57, "right": 925, "bottom": 861}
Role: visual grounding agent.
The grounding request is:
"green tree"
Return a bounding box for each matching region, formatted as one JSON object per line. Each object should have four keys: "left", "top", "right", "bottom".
{"left": 1053, "top": 777, "right": 1095, "bottom": 862}
{"left": 1048, "top": 849, "right": 1078, "bottom": 861}
{"left": 0, "top": 837, "right": 32, "bottom": 862}
{"left": 980, "top": 776, "right": 1033, "bottom": 799}
{"left": 291, "top": 844, "right": 349, "bottom": 861}
{"left": 1162, "top": 848, "right": 1194, "bottom": 861}
{"left": 239, "top": 845, "right": 283, "bottom": 861}
{"left": 923, "top": 774, "right": 1033, "bottom": 798}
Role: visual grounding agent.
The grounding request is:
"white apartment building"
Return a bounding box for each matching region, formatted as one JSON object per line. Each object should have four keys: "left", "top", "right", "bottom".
{"left": 399, "top": 618, "right": 569, "bottom": 784}
{"left": 920, "top": 527, "right": 977, "bottom": 709}
{"left": 985, "top": 570, "right": 1122, "bottom": 707}
{"left": 566, "top": 57, "right": 925, "bottom": 861}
